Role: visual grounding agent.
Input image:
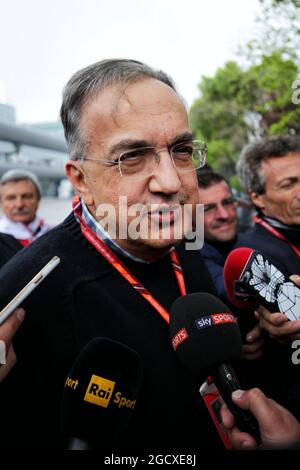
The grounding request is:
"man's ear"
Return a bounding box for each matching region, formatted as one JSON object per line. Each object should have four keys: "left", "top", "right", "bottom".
{"left": 65, "top": 160, "right": 94, "bottom": 206}
{"left": 249, "top": 191, "right": 265, "bottom": 210}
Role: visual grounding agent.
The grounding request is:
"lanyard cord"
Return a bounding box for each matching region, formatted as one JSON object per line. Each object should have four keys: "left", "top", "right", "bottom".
{"left": 254, "top": 215, "right": 300, "bottom": 258}
{"left": 22, "top": 219, "right": 44, "bottom": 239}
{"left": 73, "top": 196, "right": 187, "bottom": 324}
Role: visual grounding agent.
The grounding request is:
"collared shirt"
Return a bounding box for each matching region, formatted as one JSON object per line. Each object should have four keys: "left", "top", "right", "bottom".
{"left": 0, "top": 215, "right": 51, "bottom": 244}
{"left": 78, "top": 200, "right": 149, "bottom": 263}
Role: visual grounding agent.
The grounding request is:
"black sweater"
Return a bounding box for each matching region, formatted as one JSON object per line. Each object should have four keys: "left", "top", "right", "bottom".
{"left": 0, "top": 233, "right": 22, "bottom": 269}
{"left": 0, "top": 213, "right": 223, "bottom": 449}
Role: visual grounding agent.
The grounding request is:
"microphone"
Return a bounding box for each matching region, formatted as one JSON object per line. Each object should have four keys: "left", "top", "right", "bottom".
{"left": 169, "top": 292, "right": 261, "bottom": 445}
{"left": 60, "top": 337, "right": 143, "bottom": 449}
{"left": 224, "top": 247, "right": 300, "bottom": 320}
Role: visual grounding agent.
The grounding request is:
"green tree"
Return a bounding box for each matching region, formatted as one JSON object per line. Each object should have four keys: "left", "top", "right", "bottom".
{"left": 190, "top": 52, "right": 300, "bottom": 180}
{"left": 190, "top": 62, "right": 250, "bottom": 178}
{"left": 242, "top": 0, "right": 300, "bottom": 65}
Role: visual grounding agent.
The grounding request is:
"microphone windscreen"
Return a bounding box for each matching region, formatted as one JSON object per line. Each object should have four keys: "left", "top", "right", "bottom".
{"left": 224, "top": 247, "right": 257, "bottom": 309}
{"left": 169, "top": 293, "right": 242, "bottom": 377}
{"left": 60, "top": 337, "right": 142, "bottom": 447}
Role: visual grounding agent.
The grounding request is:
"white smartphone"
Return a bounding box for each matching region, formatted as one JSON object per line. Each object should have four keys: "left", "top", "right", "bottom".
{"left": 0, "top": 256, "right": 61, "bottom": 325}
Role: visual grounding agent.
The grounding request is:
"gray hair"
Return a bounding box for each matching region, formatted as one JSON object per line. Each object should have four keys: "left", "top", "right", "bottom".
{"left": 60, "top": 58, "right": 176, "bottom": 160}
{"left": 236, "top": 134, "right": 300, "bottom": 194}
{"left": 0, "top": 169, "right": 41, "bottom": 199}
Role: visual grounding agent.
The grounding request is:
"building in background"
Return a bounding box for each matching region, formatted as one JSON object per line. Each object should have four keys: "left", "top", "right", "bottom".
{"left": 0, "top": 103, "right": 71, "bottom": 198}
{"left": 0, "top": 103, "right": 72, "bottom": 225}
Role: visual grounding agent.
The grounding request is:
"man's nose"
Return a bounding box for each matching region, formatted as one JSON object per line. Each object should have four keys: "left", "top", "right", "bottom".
{"left": 294, "top": 186, "right": 300, "bottom": 200}
{"left": 15, "top": 197, "right": 25, "bottom": 207}
{"left": 215, "top": 203, "right": 230, "bottom": 219}
{"left": 148, "top": 150, "right": 181, "bottom": 195}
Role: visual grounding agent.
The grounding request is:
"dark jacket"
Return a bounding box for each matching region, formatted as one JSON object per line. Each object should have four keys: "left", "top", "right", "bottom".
{"left": 236, "top": 220, "right": 300, "bottom": 419}
{"left": 0, "top": 213, "right": 222, "bottom": 449}
{"left": 0, "top": 233, "right": 22, "bottom": 269}
{"left": 237, "top": 223, "right": 300, "bottom": 276}
{"left": 201, "top": 239, "right": 237, "bottom": 304}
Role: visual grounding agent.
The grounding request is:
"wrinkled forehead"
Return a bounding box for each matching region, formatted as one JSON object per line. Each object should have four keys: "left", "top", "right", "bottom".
{"left": 83, "top": 78, "right": 186, "bottom": 124}
{"left": 0, "top": 179, "right": 38, "bottom": 194}
{"left": 262, "top": 152, "right": 300, "bottom": 185}
{"left": 81, "top": 78, "right": 189, "bottom": 149}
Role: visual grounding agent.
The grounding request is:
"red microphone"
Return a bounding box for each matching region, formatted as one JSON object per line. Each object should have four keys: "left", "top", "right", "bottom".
{"left": 224, "top": 247, "right": 300, "bottom": 321}
{"left": 224, "top": 247, "right": 257, "bottom": 309}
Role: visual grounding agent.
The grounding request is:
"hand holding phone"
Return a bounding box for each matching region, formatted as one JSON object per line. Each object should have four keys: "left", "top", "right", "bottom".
{"left": 224, "top": 248, "right": 300, "bottom": 321}
{"left": 238, "top": 251, "right": 300, "bottom": 320}
{"left": 0, "top": 256, "right": 61, "bottom": 326}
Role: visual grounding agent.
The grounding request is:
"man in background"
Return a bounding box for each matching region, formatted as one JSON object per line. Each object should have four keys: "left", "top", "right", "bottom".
{"left": 197, "top": 168, "right": 263, "bottom": 362}
{"left": 236, "top": 134, "right": 300, "bottom": 419}
{"left": 0, "top": 169, "right": 51, "bottom": 247}
{"left": 236, "top": 134, "right": 300, "bottom": 276}
{"left": 197, "top": 169, "right": 238, "bottom": 301}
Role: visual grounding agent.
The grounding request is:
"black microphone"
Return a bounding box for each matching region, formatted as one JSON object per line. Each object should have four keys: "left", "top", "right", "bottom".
{"left": 169, "top": 292, "right": 261, "bottom": 445}
{"left": 60, "top": 337, "right": 143, "bottom": 449}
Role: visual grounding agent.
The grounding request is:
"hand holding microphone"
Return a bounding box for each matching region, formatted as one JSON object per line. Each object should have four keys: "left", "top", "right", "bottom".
{"left": 220, "top": 388, "right": 300, "bottom": 450}
{"left": 169, "top": 292, "right": 261, "bottom": 446}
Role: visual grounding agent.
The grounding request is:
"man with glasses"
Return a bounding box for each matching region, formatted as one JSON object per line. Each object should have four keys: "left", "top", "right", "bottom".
{"left": 197, "top": 169, "right": 264, "bottom": 364}
{"left": 0, "top": 59, "right": 223, "bottom": 449}
{"left": 197, "top": 169, "right": 238, "bottom": 302}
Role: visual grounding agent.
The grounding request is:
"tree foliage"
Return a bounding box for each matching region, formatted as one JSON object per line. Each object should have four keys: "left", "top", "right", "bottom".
{"left": 190, "top": 0, "right": 300, "bottom": 183}
{"left": 243, "top": 0, "right": 300, "bottom": 65}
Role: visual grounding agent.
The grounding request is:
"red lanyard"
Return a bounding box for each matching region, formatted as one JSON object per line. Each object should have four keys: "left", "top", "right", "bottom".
{"left": 254, "top": 215, "right": 300, "bottom": 258}
{"left": 73, "top": 196, "right": 186, "bottom": 324}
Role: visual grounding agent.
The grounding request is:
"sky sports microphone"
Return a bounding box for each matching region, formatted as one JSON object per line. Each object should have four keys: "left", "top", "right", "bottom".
{"left": 60, "top": 337, "right": 143, "bottom": 449}
{"left": 224, "top": 247, "right": 300, "bottom": 321}
{"left": 169, "top": 292, "right": 261, "bottom": 445}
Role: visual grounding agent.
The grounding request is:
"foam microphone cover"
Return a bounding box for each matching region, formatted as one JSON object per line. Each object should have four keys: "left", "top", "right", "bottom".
{"left": 60, "top": 337, "right": 142, "bottom": 447}
{"left": 169, "top": 292, "right": 242, "bottom": 377}
{"left": 224, "top": 247, "right": 258, "bottom": 309}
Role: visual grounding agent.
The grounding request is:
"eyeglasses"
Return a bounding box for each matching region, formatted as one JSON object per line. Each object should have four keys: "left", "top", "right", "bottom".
{"left": 78, "top": 140, "right": 207, "bottom": 180}
{"left": 203, "top": 197, "right": 237, "bottom": 214}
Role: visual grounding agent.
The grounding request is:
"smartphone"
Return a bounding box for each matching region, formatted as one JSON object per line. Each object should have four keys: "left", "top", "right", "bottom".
{"left": 0, "top": 256, "right": 61, "bottom": 325}
{"left": 236, "top": 251, "right": 300, "bottom": 321}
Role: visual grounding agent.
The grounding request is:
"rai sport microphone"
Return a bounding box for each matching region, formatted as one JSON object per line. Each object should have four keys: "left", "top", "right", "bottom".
{"left": 60, "top": 337, "right": 143, "bottom": 449}
{"left": 169, "top": 292, "right": 261, "bottom": 445}
{"left": 224, "top": 247, "right": 300, "bottom": 320}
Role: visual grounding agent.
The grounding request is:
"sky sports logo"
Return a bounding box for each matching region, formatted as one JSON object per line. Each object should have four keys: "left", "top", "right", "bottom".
{"left": 171, "top": 328, "right": 189, "bottom": 351}
{"left": 195, "top": 313, "right": 236, "bottom": 330}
